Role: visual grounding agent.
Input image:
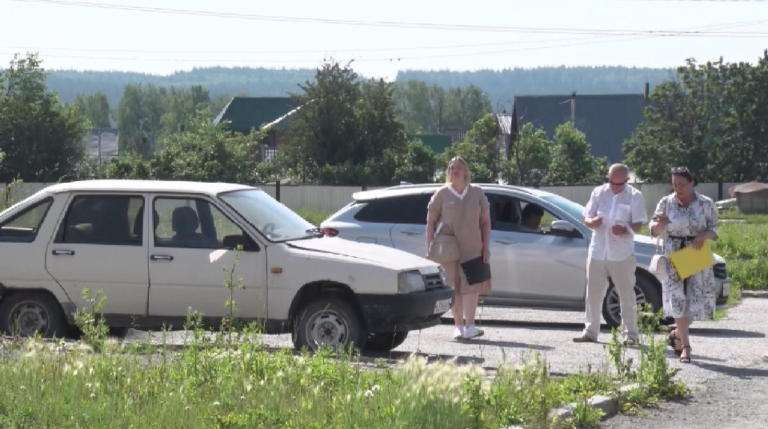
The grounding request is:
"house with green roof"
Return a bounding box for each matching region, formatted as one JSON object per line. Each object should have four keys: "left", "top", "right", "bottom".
{"left": 213, "top": 97, "right": 300, "bottom": 156}
{"left": 408, "top": 134, "right": 452, "bottom": 154}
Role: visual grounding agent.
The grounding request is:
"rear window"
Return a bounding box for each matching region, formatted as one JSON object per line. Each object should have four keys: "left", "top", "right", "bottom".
{"left": 353, "top": 194, "right": 431, "bottom": 224}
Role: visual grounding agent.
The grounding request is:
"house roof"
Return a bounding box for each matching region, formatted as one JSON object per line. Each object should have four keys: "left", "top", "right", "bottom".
{"left": 213, "top": 97, "right": 298, "bottom": 133}
{"left": 408, "top": 134, "right": 452, "bottom": 153}
{"left": 511, "top": 94, "right": 649, "bottom": 163}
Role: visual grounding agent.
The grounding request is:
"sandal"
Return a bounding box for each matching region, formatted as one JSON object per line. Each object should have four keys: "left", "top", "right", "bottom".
{"left": 668, "top": 329, "right": 683, "bottom": 356}
{"left": 679, "top": 346, "right": 692, "bottom": 364}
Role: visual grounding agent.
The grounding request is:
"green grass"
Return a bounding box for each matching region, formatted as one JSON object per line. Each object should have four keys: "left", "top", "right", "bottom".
{"left": 296, "top": 209, "right": 331, "bottom": 226}
{"left": 712, "top": 208, "right": 768, "bottom": 293}
{"left": 0, "top": 286, "right": 684, "bottom": 429}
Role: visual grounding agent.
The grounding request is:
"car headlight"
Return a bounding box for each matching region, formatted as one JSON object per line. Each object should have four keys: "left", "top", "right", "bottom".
{"left": 398, "top": 270, "right": 426, "bottom": 294}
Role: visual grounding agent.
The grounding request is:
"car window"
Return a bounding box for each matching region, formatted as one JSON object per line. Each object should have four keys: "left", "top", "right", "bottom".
{"left": 488, "top": 194, "right": 565, "bottom": 235}
{"left": 154, "top": 197, "right": 245, "bottom": 249}
{"left": 353, "top": 194, "right": 432, "bottom": 225}
{"left": 0, "top": 198, "right": 53, "bottom": 243}
{"left": 57, "top": 195, "right": 144, "bottom": 245}
{"left": 519, "top": 201, "right": 560, "bottom": 234}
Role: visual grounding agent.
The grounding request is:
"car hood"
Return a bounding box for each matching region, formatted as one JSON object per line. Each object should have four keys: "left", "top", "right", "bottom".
{"left": 633, "top": 234, "right": 725, "bottom": 263}
{"left": 284, "top": 237, "right": 441, "bottom": 274}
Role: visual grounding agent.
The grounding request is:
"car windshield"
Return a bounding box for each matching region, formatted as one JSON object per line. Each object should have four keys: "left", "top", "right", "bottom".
{"left": 219, "top": 189, "right": 316, "bottom": 242}
{"left": 540, "top": 194, "right": 587, "bottom": 224}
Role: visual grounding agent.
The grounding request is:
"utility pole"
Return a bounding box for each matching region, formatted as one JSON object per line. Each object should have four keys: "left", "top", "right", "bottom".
{"left": 96, "top": 128, "right": 102, "bottom": 166}
{"left": 570, "top": 91, "right": 576, "bottom": 124}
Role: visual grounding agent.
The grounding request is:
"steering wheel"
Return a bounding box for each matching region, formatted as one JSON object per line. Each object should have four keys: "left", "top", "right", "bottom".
{"left": 261, "top": 222, "right": 276, "bottom": 235}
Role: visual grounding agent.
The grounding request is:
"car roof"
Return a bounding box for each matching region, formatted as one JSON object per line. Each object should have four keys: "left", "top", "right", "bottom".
{"left": 351, "top": 183, "right": 559, "bottom": 201}
{"left": 38, "top": 180, "right": 256, "bottom": 196}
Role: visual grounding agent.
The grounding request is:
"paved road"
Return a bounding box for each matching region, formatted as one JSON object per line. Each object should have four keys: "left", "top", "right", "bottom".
{"left": 124, "top": 298, "right": 768, "bottom": 425}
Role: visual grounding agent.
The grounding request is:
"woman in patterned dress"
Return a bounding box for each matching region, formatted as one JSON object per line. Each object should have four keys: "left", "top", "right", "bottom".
{"left": 649, "top": 167, "right": 718, "bottom": 364}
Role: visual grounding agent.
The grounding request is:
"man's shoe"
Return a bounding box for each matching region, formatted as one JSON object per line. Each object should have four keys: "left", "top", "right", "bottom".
{"left": 572, "top": 333, "right": 597, "bottom": 343}
{"left": 623, "top": 337, "right": 638, "bottom": 346}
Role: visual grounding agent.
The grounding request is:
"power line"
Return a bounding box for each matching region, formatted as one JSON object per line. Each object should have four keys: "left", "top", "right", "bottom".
{"left": 5, "top": 0, "right": 768, "bottom": 36}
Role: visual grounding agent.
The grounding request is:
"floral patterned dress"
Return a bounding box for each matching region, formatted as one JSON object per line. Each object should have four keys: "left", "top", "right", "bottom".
{"left": 653, "top": 192, "right": 718, "bottom": 321}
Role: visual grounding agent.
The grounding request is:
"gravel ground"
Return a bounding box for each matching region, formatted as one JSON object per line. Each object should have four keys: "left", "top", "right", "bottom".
{"left": 120, "top": 298, "right": 768, "bottom": 426}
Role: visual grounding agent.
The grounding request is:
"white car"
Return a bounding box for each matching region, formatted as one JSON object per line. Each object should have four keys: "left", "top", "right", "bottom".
{"left": 0, "top": 180, "right": 454, "bottom": 352}
{"left": 320, "top": 183, "right": 730, "bottom": 327}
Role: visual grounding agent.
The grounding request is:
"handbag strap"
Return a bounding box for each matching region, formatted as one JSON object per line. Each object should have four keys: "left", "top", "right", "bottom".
{"left": 655, "top": 197, "right": 671, "bottom": 255}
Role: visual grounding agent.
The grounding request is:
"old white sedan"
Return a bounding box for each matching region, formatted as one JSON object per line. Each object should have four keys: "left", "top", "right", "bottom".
{"left": 0, "top": 180, "right": 453, "bottom": 352}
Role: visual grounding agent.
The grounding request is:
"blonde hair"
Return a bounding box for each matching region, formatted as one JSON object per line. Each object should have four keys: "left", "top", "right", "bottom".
{"left": 445, "top": 156, "right": 471, "bottom": 184}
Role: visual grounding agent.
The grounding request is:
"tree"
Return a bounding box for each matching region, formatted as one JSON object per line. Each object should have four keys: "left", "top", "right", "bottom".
{"left": 544, "top": 122, "right": 608, "bottom": 185}
{"left": 624, "top": 52, "right": 768, "bottom": 183}
{"left": 282, "top": 59, "right": 407, "bottom": 186}
{"left": 0, "top": 53, "right": 89, "bottom": 183}
{"left": 504, "top": 123, "right": 551, "bottom": 186}
{"left": 394, "top": 81, "right": 491, "bottom": 134}
{"left": 389, "top": 139, "right": 437, "bottom": 184}
{"left": 71, "top": 92, "right": 111, "bottom": 128}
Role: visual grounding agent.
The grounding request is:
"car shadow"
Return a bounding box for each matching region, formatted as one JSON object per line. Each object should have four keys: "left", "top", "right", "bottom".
{"left": 459, "top": 338, "right": 555, "bottom": 351}
{"left": 691, "top": 361, "right": 768, "bottom": 379}
{"left": 689, "top": 327, "right": 765, "bottom": 339}
{"left": 363, "top": 350, "right": 487, "bottom": 366}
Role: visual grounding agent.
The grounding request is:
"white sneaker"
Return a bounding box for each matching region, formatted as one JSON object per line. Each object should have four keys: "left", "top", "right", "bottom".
{"left": 452, "top": 326, "right": 465, "bottom": 339}
{"left": 462, "top": 325, "right": 484, "bottom": 339}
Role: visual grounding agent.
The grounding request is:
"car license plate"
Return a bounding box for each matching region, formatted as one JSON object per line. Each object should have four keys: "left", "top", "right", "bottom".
{"left": 434, "top": 298, "right": 451, "bottom": 314}
{"left": 722, "top": 282, "right": 729, "bottom": 297}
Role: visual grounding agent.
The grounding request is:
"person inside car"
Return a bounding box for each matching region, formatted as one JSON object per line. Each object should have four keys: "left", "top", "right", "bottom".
{"left": 519, "top": 204, "right": 544, "bottom": 233}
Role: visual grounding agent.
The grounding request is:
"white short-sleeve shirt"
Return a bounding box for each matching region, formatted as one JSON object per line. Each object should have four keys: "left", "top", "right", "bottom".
{"left": 582, "top": 183, "right": 647, "bottom": 261}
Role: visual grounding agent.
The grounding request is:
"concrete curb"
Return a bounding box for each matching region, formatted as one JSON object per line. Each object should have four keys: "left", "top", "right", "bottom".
{"left": 742, "top": 290, "right": 768, "bottom": 299}
{"left": 503, "top": 383, "right": 644, "bottom": 429}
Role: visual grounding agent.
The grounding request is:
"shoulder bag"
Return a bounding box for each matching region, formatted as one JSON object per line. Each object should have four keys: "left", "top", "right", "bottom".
{"left": 427, "top": 188, "right": 468, "bottom": 264}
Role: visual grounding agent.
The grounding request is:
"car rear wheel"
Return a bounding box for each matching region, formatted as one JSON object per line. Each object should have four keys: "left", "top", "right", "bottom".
{"left": 0, "top": 292, "right": 68, "bottom": 338}
{"left": 293, "top": 295, "right": 367, "bottom": 352}
{"left": 602, "top": 274, "right": 662, "bottom": 329}
{"left": 365, "top": 331, "right": 408, "bottom": 352}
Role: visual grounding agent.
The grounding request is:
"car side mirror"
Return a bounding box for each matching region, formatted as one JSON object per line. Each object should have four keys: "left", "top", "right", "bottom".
{"left": 223, "top": 234, "right": 259, "bottom": 252}
{"left": 550, "top": 220, "right": 579, "bottom": 237}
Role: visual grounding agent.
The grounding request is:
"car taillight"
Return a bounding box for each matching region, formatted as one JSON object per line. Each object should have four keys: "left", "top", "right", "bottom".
{"left": 320, "top": 228, "right": 339, "bottom": 237}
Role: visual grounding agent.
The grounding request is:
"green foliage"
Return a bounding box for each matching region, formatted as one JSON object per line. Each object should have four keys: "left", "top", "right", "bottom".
{"left": 505, "top": 122, "right": 552, "bottom": 186}
{"left": 78, "top": 110, "right": 264, "bottom": 184}
{"left": 544, "top": 122, "right": 609, "bottom": 186}
{"left": 279, "top": 60, "right": 409, "bottom": 186}
{"left": 624, "top": 52, "right": 768, "bottom": 182}
{"left": 394, "top": 80, "right": 492, "bottom": 134}
{"left": 73, "top": 288, "right": 110, "bottom": 353}
{"left": 0, "top": 53, "right": 89, "bottom": 183}
{"left": 390, "top": 139, "right": 438, "bottom": 184}
{"left": 71, "top": 92, "right": 112, "bottom": 128}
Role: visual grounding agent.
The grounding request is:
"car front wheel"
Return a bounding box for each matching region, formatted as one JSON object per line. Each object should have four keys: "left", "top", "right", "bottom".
{"left": 602, "top": 274, "right": 662, "bottom": 329}
{"left": 293, "top": 295, "right": 367, "bottom": 352}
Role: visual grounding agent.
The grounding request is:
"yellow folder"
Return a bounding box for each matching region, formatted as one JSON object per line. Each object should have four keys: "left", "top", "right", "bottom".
{"left": 667, "top": 241, "right": 716, "bottom": 280}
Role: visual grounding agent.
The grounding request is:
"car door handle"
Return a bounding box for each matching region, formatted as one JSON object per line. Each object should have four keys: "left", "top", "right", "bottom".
{"left": 150, "top": 254, "right": 174, "bottom": 261}
{"left": 493, "top": 239, "right": 516, "bottom": 245}
{"left": 400, "top": 230, "right": 422, "bottom": 236}
{"left": 51, "top": 249, "right": 75, "bottom": 256}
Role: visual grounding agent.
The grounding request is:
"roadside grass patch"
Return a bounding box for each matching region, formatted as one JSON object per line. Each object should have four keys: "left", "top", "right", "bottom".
{"left": 712, "top": 209, "right": 768, "bottom": 295}
{"left": 296, "top": 208, "right": 330, "bottom": 226}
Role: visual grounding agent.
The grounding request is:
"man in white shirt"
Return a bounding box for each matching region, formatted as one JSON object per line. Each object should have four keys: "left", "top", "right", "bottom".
{"left": 573, "top": 164, "right": 647, "bottom": 345}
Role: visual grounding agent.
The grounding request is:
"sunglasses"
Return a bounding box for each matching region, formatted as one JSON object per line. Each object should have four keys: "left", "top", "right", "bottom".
{"left": 607, "top": 179, "right": 628, "bottom": 186}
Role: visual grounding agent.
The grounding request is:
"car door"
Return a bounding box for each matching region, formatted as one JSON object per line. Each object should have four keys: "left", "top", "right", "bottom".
{"left": 388, "top": 193, "right": 435, "bottom": 256}
{"left": 486, "top": 192, "right": 589, "bottom": 302}
{"left": 45, "top": 192, "right": 150, "bottom": 315}
{"left": 147, "top": 194, "right": 268, "bottom": 321}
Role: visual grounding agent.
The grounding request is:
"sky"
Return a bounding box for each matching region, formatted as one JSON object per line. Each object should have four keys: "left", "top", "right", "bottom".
{"left": 2, "top": 0, "right": 768, "bottom": 79}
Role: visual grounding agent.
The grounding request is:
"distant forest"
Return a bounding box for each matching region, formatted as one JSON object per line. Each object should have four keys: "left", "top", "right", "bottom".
{"left": 45, "top": 65, "right": 675, "bottom": 113}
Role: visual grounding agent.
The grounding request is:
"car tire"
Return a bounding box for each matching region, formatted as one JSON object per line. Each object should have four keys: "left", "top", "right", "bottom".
{"left": 602, "top": 273, "right": 662, "bottom": 330}
{"left": 293, "top": 295, "right": 367, "bottom": 352}
{"left": 364, "top": 331, "right": 408, "bottom": 352}
{"left": 0, "top": 292, "right": 68, "bottom": 338}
